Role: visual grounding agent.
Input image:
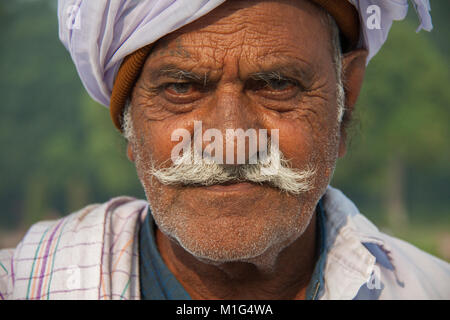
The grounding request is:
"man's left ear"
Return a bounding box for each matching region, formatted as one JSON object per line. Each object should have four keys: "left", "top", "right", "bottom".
{"left": 338, "top": 48, "right": 368, "bottom": 157}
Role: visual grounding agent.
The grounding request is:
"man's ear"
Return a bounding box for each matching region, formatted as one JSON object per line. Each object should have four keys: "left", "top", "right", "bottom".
{"left": 338, "top": 48, "right": 368, "bottom": 158}
{"left": 127, "top": 142, "right": 135, "bottom": 162}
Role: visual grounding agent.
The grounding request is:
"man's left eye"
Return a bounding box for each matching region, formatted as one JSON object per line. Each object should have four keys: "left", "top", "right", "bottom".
{"left": 247, "top": 78, "right": 299, "bottom": 95}
{"left": 165, "top": 82, "right": 194, "bottom": 94}
{"left": 247, "top": 77, "right": 300, "bottom": 100}
{"left": 265, "top": 79, "right": 296, "bottom": 91}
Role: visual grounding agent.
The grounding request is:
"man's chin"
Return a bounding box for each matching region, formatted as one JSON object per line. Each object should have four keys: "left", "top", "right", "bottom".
{"left": 145, "top": 179, "right": 314, "bottom": 267}
{"left": 154, "top": 210, "right": 306, "bottom": 268}
{"left": 168, "top": 226, "right": 282, "bottom": 265}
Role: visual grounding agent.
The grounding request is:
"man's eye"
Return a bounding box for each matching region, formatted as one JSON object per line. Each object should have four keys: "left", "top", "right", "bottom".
{"left": 265, "top": 79, "right": 296, "bottom": 91}
{"left": 165, "top": 82, "right": 194, "bottom": 94}
{"left": 245, "top": 77, "right": 300, "bottom": 102}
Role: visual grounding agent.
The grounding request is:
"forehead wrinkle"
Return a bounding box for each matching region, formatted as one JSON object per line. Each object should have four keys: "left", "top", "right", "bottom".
{"left": 167, "top": 1, "right": 318, "bottom": 54}
{"left": 179, "top": 0, "right": 302, "bottom": 36}
{"left": 180, "top": 0, "right": 329, "bottom": 39}
{"left": 175, "top": 15, "right": 331, "bottom": 78}
{"left": 143, "top": 58, "right": 223, "bottom": 84}
{"left": 239, "top": 53, "right": 318, "bottom": 85}
{"left": 142, "top": 0, "right": 334, "bottom": 89}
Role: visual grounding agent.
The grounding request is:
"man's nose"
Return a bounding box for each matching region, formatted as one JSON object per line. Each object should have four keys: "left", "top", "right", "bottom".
{"left": 200, "top": 84, "right": 265, "bottom": 165}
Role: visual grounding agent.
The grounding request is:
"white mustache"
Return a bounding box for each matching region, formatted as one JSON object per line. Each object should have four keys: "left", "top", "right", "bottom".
{"left": 149, "top": 145, "right": 316, "bottom": 195}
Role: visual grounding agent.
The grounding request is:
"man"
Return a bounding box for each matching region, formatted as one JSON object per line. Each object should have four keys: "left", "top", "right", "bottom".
{"left": 0, "top": 0, "right": 448, "bottom": 300}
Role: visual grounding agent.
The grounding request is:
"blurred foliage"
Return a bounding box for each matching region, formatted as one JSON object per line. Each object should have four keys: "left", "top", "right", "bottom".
{"left": 0, "top": 0, "right": 144, "bottom": 228}
{"left": 0, "top": 0, "right": 448, "bottom": 257}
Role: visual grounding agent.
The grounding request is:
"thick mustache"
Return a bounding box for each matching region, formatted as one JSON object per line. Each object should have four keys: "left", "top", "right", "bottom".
{"left": 149, "top": 147, "right": 316, "bottom": 195}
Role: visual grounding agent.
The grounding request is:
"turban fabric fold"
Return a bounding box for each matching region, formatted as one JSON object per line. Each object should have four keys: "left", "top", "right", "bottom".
{"left": 58, "top": 0, "right": 432, "bottom": 130}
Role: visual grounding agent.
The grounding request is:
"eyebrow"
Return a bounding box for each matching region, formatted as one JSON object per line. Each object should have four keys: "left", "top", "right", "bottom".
{"left": 248, "top": 64, "right": 315, "bottom": 87}
{"left": 150, "top": 66, "right": 209, "bottom": 85}
{"left": 148, "top": 62, "right": 315, "bottom": 87}
{"left": 249, "top": 71, "right": 292, "bottom": 83}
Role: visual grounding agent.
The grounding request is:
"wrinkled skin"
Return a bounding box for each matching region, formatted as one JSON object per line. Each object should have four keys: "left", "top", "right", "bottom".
{"left": 128, "top": 0, "right": 367, "bottom": 299}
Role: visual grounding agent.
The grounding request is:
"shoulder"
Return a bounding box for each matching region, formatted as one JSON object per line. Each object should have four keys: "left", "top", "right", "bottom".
{"left": 323, "top": 186, "right": 450, "bottom": 299}
{"left": 14, "top": 196, "right": 147, "bottom": 263}
{"left": 370, "top": 230, "right": 450, "bottom": 299}
{"left": 1, "top": 196, "right": 147, "bottom": 300}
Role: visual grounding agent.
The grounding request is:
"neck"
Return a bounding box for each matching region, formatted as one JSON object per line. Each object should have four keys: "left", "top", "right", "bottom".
{"left": 155, "top": 213, "right": 318, "bottom": 300}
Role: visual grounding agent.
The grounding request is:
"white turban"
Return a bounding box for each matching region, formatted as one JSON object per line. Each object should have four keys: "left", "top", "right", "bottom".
{"left": 57, "top": 0, "right": 432, "bottom": 108}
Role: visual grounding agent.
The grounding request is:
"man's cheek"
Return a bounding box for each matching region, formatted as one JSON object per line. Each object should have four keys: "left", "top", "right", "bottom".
{"left": 134, "top": 128, "right": 171, "bottom": 164}
{"left": 140, "top": 119, "right": 196, "bottom": 163}
{"left": 278, "top": 128, "right": 316, "bottom": 167}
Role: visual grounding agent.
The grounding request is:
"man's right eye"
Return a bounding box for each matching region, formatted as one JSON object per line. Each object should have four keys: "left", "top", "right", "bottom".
{"left": 165, "top": 82, "right": 194, "bottom": 95}
{"left": 161, "top": 82, "right": 206, "bottom": 105}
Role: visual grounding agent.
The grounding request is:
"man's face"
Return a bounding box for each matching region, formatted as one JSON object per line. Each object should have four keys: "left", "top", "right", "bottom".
{"left": 129, "top": 0, "right": 343, "bottom": 264}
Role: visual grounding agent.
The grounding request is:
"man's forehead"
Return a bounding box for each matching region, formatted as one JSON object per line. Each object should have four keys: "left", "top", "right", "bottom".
{"left": 178, "top": 0, "right": 326, "bottom": 29}
{"left": 145, "top": 0, "right": 332, "bottom": 72}
{"left": 161, "top": 0, "right": 330, "bottom": 44}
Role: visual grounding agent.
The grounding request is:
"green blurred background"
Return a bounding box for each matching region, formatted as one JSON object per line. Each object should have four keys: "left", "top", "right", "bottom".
{"left": 0, "top": 0, "right": 449, "bottom": 260}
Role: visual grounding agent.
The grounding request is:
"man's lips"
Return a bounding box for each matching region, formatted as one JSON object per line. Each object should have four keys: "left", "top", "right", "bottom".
{"left": 202, "top": 181, "right": 259, "bottom": 192}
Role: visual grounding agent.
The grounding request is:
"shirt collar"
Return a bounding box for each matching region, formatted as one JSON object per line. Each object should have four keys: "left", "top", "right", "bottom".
{"left": 318, "top": 186, "right": 399, "bottom": 300}
{"left": 139, "top": 210, "right": 191, "bottom": 300}
{"left": 305, "top": 198, "right": 327, "bottom": 300}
